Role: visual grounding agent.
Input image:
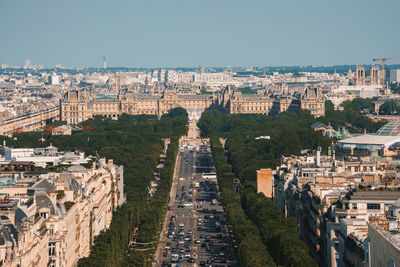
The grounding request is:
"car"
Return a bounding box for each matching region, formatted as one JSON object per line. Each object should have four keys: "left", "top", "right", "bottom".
{"left": 200, "top": 261, "right": 206, "bottom": 266}
{"left": 171, "top": 255, "right": 179, "bottom": 263}
{"left": 188, "top": 258, "right": 195, "bottom": 263}
{"left": 184, "top": 253, "right": 191, "bottom": 258}
{"left": 195, "top": 239, "right": 201, "bottom": 244}
{"left": 163, "top": 251, "right": 168, "bottom": 257}
{"left": 168, "top": 207, "right": 173, "bottom": 210}
{"left": 162, "top": 260, "right": 169, "bottom": 267}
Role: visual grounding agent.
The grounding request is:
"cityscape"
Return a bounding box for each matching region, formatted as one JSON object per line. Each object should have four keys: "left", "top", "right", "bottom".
{"left": 1, "top": 1, "right": 400, "bottom": 267}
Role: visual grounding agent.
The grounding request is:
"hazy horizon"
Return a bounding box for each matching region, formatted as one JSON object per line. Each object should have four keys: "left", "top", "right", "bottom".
{"left": 1, "top": 0, "right": 399, "bottom": 68}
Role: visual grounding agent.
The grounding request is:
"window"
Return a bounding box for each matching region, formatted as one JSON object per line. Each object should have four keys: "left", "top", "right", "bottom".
{"left": 352, "top": 203, "right": 357, "bottom": 210}
{"left": 48, "top": 225, "right": 54, "bottom": 235}
{"left": 49, "top": 242, "right": 56, "bottom": 256}
{"left": 40, "top": 212, "right": 48, "bottom": 219}
{"left": 367, "top": 203, "right": 380, "bottom": 210}
{"left": 49, "top": 260, "right": 56, "bottom": 267}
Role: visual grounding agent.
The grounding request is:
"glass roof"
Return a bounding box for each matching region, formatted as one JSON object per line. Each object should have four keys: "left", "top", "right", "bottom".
{"left": 376, "top": 120, "right": 400, "bottom": 136}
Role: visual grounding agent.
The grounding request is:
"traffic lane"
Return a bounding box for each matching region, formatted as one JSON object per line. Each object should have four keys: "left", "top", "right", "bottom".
{"left": 157, "top": 148, "right": 237, "bottom": 266}
{"left": 193, "top": 180, "right": 237, "bottom": 265}
{"left": 155, "top": 151, "right": 183, "bottom": 265}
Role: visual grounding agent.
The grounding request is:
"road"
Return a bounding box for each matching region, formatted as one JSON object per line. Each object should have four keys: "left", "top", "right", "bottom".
{"left": 153, "top": 121, "right": 237, "bottom": 267}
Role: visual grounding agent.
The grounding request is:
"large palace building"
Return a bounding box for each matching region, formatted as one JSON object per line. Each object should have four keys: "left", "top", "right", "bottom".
{"left": 61, "top": 85, "right": 325, "bottom": 124}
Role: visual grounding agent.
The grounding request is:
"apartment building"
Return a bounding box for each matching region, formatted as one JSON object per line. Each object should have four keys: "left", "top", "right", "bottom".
{"left": 273, "top": 150, "right": 400, "bottom": 267}
{"left": 0, "top": 155, "right": 125, "bottom": 267}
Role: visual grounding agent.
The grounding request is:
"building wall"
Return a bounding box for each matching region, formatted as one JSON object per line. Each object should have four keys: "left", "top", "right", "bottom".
{"left": 390, "top": 69, "right": 400, "bottom": 83}
{"left": 368, "top": 223, "right": 400, "bottom": 267}
{"left": 61, "top": 86, "right": 325, "bottom": 124}
{"left": 257, "top": 169, "right": 273, "bottom": 198}
{"left": 1, "top": 158, "right": 125, "bottom": 267}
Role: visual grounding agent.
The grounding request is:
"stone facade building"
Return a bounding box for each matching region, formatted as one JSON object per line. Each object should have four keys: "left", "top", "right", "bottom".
{"left": 61, "top": 84, "right": 325, "bottom": 124}
{"left": 0, "top": 157, "right": 125, "bottom": 267}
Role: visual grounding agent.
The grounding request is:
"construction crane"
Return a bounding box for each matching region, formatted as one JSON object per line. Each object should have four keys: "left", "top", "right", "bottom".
{"left": 373, "top": 57, "right": 400, "bottom": 85}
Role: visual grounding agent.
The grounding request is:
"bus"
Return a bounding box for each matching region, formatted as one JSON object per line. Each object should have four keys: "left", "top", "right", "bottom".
{"left": 202, "top": 172, "right": 217, "bottom": 179}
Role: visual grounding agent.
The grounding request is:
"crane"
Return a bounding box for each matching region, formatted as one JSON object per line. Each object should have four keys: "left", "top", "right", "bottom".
{"left": 373, "top": 57, "right": 400, "bottom": 85}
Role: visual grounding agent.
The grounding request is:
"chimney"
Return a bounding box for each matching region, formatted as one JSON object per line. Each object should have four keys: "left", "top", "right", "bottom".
{"left": 107, "top": 159, "right": 114, "bottom": 169}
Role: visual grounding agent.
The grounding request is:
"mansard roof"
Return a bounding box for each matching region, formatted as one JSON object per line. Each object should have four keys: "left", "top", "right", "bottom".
{"left": 32, "top": 179, "right": 56, "bottom": 193}
{"left": 35, "top": 193, "right": 57, "bottom": 215}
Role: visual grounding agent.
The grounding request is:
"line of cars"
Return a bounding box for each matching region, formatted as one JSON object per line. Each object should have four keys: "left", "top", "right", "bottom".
{"left": 195, "top": 181, "right": 229, "bottom": 266}
{"left": 163, "top": 216, "right": 196, "bottom": 266}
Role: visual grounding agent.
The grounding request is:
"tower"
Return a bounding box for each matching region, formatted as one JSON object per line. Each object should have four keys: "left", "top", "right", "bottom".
{"left": 370, "top": 65, "right": 380, "bottom": 85}
{"left": 103, "top": 56, "right": 107, "bottom": 69}
{"left": 115, "top": 73, "right": 121, "bottom": 93}
{"left": 355, "top": 66, "right": 365, "bottom": 86}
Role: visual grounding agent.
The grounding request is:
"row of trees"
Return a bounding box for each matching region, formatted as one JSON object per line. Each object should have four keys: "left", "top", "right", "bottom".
{"left": 199, "top": 109, "right": 320, "bottom": 266}
{"left": 123, "top": 137, "right": 179, "bottom": 266}
{"left": 379, "top": 99, "right": 400, "bottom": 115}
{"left": 210, "top": 136, "right": 276, "bottom": 267}
{"left": 198, "top": 109, "right": 332, "bottom": 155}
{"left": 323, "top": 99, "right": 386, "bottom": 132}
{"left": 241, "top": 187, "right": 317, "bottom": 266}
{"left": 2, "top": 108, "right": 188, "bottom": 267}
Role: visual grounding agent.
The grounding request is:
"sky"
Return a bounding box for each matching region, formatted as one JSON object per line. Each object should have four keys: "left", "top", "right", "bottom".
{"left": 0, "top": 0, "right": 399, "bottom": 68}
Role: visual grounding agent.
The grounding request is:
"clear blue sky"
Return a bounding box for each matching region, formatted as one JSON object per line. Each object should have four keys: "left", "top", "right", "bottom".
{"left": 1, "top": 0, "right": 399, "bottom": 68}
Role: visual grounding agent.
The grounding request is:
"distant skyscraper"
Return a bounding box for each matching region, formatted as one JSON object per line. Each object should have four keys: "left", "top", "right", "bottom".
{"left": 103, "top": 56, "right": 107, "bottom": 69}
{"left": 25, "top": 59, "right": 31, "bottom": 68}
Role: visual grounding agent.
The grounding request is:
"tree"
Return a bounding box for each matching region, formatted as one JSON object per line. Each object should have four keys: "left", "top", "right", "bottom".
{"left": 380, "top": 100, "right": 399, "bottom": 115}
{"left": 162, "top": 107, "right": 188, "bottom": 119}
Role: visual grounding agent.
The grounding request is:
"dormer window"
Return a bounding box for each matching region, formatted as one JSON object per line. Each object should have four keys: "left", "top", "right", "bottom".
{"left": 40, "top": 212, "right": 48, "bottom": 219}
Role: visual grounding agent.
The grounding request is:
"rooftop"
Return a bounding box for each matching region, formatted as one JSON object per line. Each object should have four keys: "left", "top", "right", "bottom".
{"left": 339, "top": 134, "right": 400, "bottom": 146}
{"left": 377, "top": 120, "right": 400, "bottom": 136}
{"left": 348, "top": 191, "right": 400, "bottom": 201}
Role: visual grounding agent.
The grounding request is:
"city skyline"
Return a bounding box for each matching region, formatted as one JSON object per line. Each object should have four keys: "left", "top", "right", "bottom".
{"left": 1, "top": 0, "right": 399, "bottom": 68}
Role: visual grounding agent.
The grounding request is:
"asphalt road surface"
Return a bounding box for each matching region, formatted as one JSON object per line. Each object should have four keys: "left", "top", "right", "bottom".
{"left": 153, "top": 140, "right": 238, "bottom": 267}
